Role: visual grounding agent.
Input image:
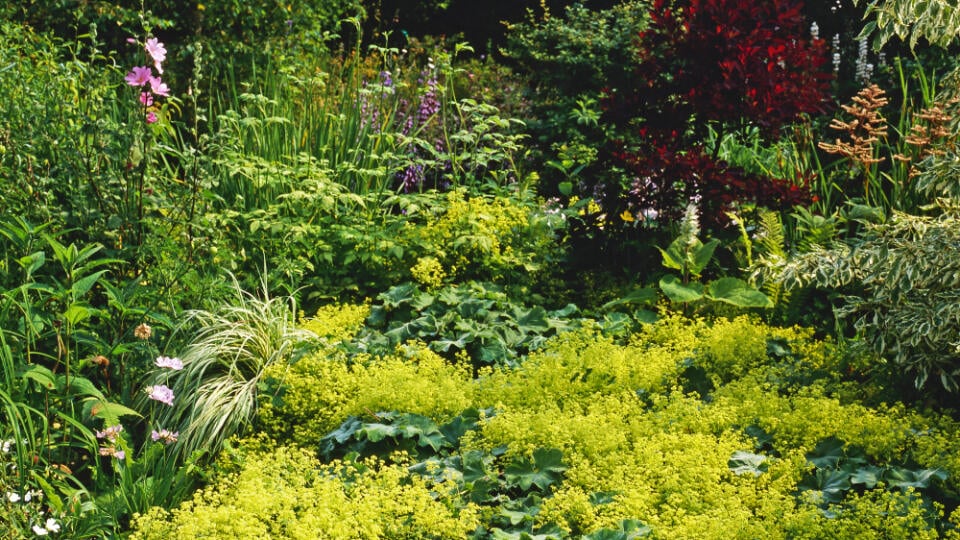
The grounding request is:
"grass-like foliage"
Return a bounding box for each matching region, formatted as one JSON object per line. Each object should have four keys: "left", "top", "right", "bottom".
{"left": 145, "top": 276, "right": 317, "bottom": 463}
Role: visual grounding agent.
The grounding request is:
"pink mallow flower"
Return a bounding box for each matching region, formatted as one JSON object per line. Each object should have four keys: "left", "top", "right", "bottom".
{"left": 140, "top": 92, "right": 154, "bottom": 106}
{"left": 155, "top": 356, "right": 183, "bottom": 370}
{"left": 151, "top": 429, "right": 179, "bottom": 444}
{"left": 146, "top": 111, "right": 158, "bottom": 124}
{"left": 145, "top": 38, "right": 167, "bottom": 73}
{"left": 146, "top": 384, "right": 174, "bottom": 406}
{"left": 124, "top": 66, "right": 152, "bottom": 87}
{"left": 148, "top": 76, "right": 170, "bottom": 97}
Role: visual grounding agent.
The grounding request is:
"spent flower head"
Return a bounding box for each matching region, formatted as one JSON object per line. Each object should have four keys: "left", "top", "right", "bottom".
{"left": 98, "top": 446, "right": 126, "bottom": 460}
{"left": 134, "top": 322, "right": 153, "bottom": 339}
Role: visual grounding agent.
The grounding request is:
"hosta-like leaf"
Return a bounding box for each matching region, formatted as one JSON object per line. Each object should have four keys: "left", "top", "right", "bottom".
{"left": 583, "top": 519, "right": 653, "bottom": 540}
{"left": 798, "top": 468, "right": 851, "bottom": 504}
{"left": 379, "top": 283, "right": 417, "bottom": 309}
{"left": 706, "top": 277, "right": 773, "bottom": 308}
{"left": 600, "top": 288, "right": 658, "bottom": 310}
{"left": 850, "top": 465, "right": 883, "bottom": 488}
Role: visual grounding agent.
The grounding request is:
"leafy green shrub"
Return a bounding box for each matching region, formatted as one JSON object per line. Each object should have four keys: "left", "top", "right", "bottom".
{"left": 360, "top": 281, "right": 578, "bottom": 367}
{"left": 773, "top": 199, "right": 960, "bottom": 393}
{"left": 209, "top": 185, "right": 565, "bottom": 304}
{"left": 407, "top": 189, "right": 565, "bottom": 285}
{"left": 502, "top": 1, "right": 650, "bottom": 161}
{"left": 0, "top": 22, "right": 136, "bottom": 243}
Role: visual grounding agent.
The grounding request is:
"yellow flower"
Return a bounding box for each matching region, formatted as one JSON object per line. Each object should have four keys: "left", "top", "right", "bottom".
{"left": 620, "top": 210, "right": 635, "bottom": 222}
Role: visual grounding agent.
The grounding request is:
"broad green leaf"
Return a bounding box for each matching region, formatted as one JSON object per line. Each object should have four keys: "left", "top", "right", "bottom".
{"left": 728, "top": 450, "right": 770, "bottom": 476}
{"left": 884, "top": 467, "right": 947, "bottom": 489}
{"left": 659, "top": 275, "right": 704, "bottom": 303}
{"left": 690, "top": 238, "right": 720, "bottom": 276}
{"left": 410, "top": 291, "right": 436, "bottom": 311}
{"left": 706, "top": 277, "right": 773, "bottom": 308}
{"left": 358, "top": 423, "right": 398, "bottom": 443}
{"left": 505, "top": 448, "right": 567, "bottom": 491}
{"left": 18, "top": 251, "right": 45, "bottom": 275}
{"left": 850, "top": 465, "right": 883, "bottom": 488}
{"left": 515, "top": 306, "right": 550, "bottom": 332}
{"left": 806, "top": 437, "right": 846, "bottom": 469}
{"left": 19, "top": 365, "right": 56, "bottom": 390}
{"left": 798, "top": 468, "right": 851, "bottom": 504}
{"left": 379, "top": 283, "right": 417, "bottom": 309}
{"left": 65, "top": 375, "right": 105, "bottom": 399}
{"left": 86, "top": 399, "right": 142, "bottom": 424}
{"left": 71, "top": 269, "right": 110, "bottom": 297}
{"left": 600, "top": 288, "right": 658, "bottom": 310}
{"left": 63, "top": 303, "right": 92, "bottom": 326}
{"left": 657, "top": 239, "right": 689, "bottom": 272}
{"left": 583, "top": 519, "right": 653, "bottom": 540}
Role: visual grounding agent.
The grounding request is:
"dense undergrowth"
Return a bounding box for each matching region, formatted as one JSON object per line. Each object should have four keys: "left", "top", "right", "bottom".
{"left": 2, "top": 0, "right": 960, "bottom": 537}
{"left": 130, "top": 313, "right": 960, "bottom": 539}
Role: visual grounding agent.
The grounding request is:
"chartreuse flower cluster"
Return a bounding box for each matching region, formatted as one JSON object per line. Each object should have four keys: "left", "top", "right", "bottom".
{"left": 129, "top": 444, "right": 479, "bottom": 539}
{"left": 408, "top": 189, "right": 561, "bottom": 284}
{"left": 132, "top": 314, "right": 960, "bottom": 538}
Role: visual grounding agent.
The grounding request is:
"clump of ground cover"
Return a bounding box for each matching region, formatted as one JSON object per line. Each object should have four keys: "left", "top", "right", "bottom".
{"left": 131, "top": 314, "right": 960, "bottom": 538}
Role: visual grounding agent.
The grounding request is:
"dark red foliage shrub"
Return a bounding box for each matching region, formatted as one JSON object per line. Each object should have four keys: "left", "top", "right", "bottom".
{"left": 602, "top": 0, "right": 830, "bottom": 227}
{"left": 618, "top": 142, "right": 811, "bottom": 228}
{"left": 615, "top": 0, "right": 831, "bottom": 142}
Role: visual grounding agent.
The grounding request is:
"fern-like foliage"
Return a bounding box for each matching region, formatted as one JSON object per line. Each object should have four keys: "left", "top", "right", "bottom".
{"left": 751, "top": 211, "right": 789, "bottom": 307}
